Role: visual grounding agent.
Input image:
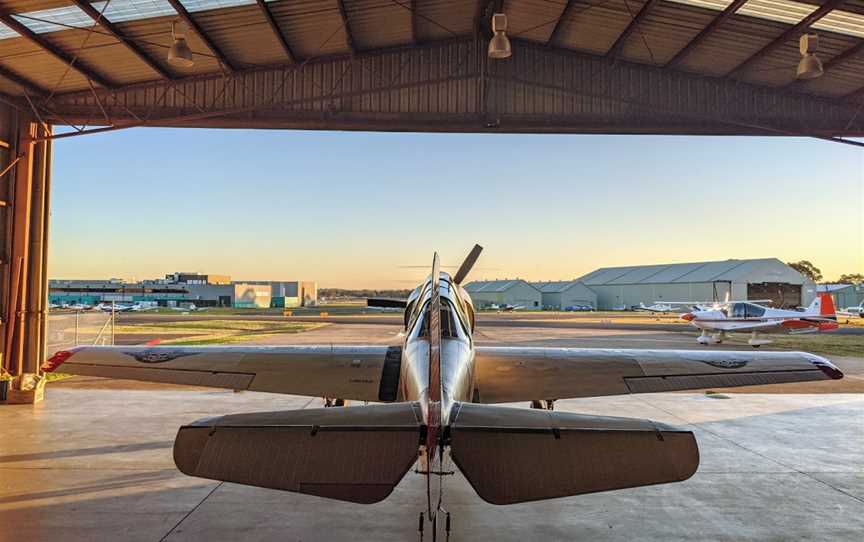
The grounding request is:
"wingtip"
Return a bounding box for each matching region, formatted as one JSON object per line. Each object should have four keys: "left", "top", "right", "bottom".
{"left": 811, "top": 356, "right": 844, "bottom": 380}
{"left": 41, "top": 347, "right": 82, "bottom": 372}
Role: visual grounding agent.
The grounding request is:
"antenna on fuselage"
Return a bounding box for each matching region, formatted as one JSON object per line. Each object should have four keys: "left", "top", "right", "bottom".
{"left": 452, "top": 244, "right": 483, "bottom": 285}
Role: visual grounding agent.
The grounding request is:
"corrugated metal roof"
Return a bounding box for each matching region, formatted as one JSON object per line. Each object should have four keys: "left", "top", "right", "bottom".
{"left": 464, "top": 279, "right": 532, "bottom": 293}
{"left": 817, "top": 283, "right": 854, "bottom": 292}
{"left": 530, "top": 280, "right": 588, "bottom": 293}
{"left": 578, "top": 258, "right": 797, "bottom": 285}
{"left": 0, "top": 0, "right": 859, "bottom": 110}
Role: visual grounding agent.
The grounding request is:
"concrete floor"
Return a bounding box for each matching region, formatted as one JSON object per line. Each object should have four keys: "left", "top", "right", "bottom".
{"left": 2, "top": 323, "right": 863, "bottom": 541}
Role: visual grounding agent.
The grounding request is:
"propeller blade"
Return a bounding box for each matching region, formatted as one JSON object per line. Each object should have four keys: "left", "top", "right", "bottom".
{"left": 453, "top": 244, "right": 483, "bottom": 285}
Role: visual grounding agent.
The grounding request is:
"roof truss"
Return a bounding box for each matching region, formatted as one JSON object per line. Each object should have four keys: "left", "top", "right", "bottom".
{"left": 71, "top": 0, "right": 173, "bottom": 80}
{"left": 32, "top": 39, "right": 864, "bottom": 144}
{"left": 666, "top": 0, "right": 748, "bottom": 68}
{"left": 256, "top": 0, "right": 296, "bottom": 63}
{"left": 607, "top": 0, "right": 661, "bottom": 59}
{"left": 0, "top": 12, "right": 114, "bottom": 88}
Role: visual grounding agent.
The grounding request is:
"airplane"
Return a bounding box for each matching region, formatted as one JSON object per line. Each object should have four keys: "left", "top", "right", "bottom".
{"left": 96, "top": 302, "right": 136, "bottom": 312}
{"left": 634, "top": 302, "right": 677, "bottom": 314}
{"left": 680, "top": 293, "right": 839, "bottom": 347}
{"left": 489, "top": 303, "right": 524, "bottom": 312}
{"left": 42, "top": 245, "right": 844, "bottom": 536}
{"left": 838, "top": 301, "right": 864, "bottom": 318}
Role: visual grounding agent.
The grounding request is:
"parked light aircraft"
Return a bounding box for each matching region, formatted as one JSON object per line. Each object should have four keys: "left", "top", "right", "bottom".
{"left": 43, "top": 245, "right": 843, "bottom": 536}
{"left": 838, "top": 302, "right": 864, "bottom": 318}
{"left": 681, "top": 294, "right": 838, "bottom": 347}
{"left": 634, "top": 302, "right": 676, "bottom": 314}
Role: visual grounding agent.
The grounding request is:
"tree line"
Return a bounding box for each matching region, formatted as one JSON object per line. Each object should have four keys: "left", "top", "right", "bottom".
{"left": 787, "top": 261, "right": 863, "bottom": 285}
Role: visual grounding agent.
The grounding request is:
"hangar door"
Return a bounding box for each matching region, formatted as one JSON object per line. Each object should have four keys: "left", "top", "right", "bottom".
{"left": 748, "top": 283, "right": 801, "bottom": 309}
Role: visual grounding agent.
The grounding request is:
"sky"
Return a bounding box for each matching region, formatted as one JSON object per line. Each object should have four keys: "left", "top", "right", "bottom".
{"left": 49, "top": 129, "right": 863, "bottom": 289}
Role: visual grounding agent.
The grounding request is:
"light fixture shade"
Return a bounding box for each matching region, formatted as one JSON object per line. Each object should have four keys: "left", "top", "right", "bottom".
{"left": 796, "top": 53, "right": 823, "bottom": 80}
{"left": 169, "top": 37, "right": 194, "bottom": 68}
{"left": 488, "top": 32, "right": 511, "bottom": 59}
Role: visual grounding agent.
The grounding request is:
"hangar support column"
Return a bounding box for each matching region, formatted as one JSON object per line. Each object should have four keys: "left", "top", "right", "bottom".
{"left": 0, "top": 102, "right": 52, "bottom": 404}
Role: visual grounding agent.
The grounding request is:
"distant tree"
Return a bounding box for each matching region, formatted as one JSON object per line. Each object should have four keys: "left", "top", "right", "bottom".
{"left": 836, "top": 273, "right": 864, "bottom": 285}
{"left": 787, "top": 260, "right": 822, "bottom": 282}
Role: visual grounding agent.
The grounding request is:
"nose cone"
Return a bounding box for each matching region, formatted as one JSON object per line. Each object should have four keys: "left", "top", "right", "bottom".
{"left": 681, "top": 312, "right": 695, "bottom": 322}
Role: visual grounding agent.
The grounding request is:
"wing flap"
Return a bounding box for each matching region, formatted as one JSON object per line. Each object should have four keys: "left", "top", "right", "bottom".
{"left": 174, "top": 403, "right": 423, "bottom": 504}
{"left": 448, "top": 403, "right": 698, "bottom": 505}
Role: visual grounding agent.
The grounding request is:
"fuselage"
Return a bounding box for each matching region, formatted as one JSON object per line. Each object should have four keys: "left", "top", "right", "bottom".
{"left": 398, "top": 272, "right": 476, "bottom": 436}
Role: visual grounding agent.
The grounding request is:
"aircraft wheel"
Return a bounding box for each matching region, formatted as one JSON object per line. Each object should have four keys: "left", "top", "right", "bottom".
{"left": 751, "top": 345, "right": 761, "bottom": 349}
{"left": 530, "top": 400, "right": 544, "bottom": 409}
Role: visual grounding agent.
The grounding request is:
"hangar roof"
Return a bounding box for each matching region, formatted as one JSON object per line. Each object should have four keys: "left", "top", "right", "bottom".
{"left": 464, "top": 279, "right": 537, "bottom": 293}
{"left": 577, "top": 257, "right": 807, "bottom": 285}
{"left": 1, "top": 1, "right": 861, "bottom": 138}
{"left": 531, "top": 280, "right": 591, "bottom": 293}
{"left": 2, "top": 0, "right": 862, "bottom": 98}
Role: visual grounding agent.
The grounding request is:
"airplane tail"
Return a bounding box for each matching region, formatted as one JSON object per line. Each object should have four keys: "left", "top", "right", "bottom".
{"left": 806, "top": 292, "right": 837, "bottom": 319}
{"left": 448, "top": 402, "right": 698, "bottom": 504}
{"left": 173, "top": 403, "right": 423, "bottom": 504}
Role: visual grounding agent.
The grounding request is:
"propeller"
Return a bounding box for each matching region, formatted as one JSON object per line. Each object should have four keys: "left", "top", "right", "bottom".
{"left": 453, "top": 244, "right": 483, "bottom": 285}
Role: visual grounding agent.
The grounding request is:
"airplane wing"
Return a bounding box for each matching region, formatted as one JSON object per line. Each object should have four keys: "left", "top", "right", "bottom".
{"left": 43, "top": 345, "right": 404, "bottom": 402}
{"left": 473, "top": 347, "right": 842, "bottom": 403}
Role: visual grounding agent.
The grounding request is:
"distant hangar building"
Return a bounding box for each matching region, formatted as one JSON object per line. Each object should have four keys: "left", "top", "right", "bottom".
{"left": 464, "top": 280, "right": 542, "bottom": 310}
{"left": 577, "top": 258, "right": 815, "bottom": 310}
{"left": 531, "top": 281, "right": 597, "bottom": 310}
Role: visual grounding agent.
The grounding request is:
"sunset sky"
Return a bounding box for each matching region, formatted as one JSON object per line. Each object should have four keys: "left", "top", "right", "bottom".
{"left": 49, "top": 129, "right": 863, "bottom": 288}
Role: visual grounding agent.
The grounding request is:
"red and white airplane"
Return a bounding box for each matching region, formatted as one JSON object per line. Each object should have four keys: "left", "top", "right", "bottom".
{"left": 681, "top": 293, "right": 839, "bottom": 347}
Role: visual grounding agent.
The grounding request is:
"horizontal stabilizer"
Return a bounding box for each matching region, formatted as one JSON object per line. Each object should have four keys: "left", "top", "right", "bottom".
{"left": 448, "top": 403, "right": 698, "bottom": 505}
{"left": 174, "top": 403, "right": 423, "bottom": 504}
{"left": 367, "top": 298, "right": 408, "bottom": 308}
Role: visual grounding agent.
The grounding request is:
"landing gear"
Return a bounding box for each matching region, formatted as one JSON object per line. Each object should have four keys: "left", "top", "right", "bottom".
{"left": 530, "top": 399, "right": 555, "bottom": 410}
{"left": 697, "top": 330, "right": 712, "bottom": 345}
{"left": 323, "top": 398, "right": 347, "bottom": 407}
{"left": 747, "top": 332, "right": 771, "bottom": 348}
{"left": 697, "top": 330, "right": 724, "bottom": 345}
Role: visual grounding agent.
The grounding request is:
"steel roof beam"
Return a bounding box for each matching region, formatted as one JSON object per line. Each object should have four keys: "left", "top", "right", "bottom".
{"left": 607, "top": 0, "right": 661, "bottom": 59}
{"left": 72, "top": 0, "right": 174, "bottom": 80}
{"left": 411, "top": 0, "right": 418, "bottom": 44}
{"left": 0, "top": 63, "right": 48, "bottom": 96}
{"left": 165, "top": 0, "right": 237, "bottom": 72}
{"left": 547, "top": 0, "right": 577, "bottom": 47}
{"left": 727, "top": 0, "right": 847, "bottom": 78}
{"left": 336, "top": 0, "right": 356, "bottom": 54}
{"left": 666, "top": 0, "right": 747, "bottom": 68}
{"left": 0, "top": 13, "right": 114, "bottom": 88}
{"left": 256, "top": 0, "right": 296, "bottom": 63}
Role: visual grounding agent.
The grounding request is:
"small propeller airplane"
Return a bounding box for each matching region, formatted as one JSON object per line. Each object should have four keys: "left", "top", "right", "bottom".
{"left": 634, "top": 302, "right": 676, "bottom": 314}
{"left": 42, "top": 245, "right": 843, "bottom": 538}
{"left": 680, "top": 294, "right": 839, "bottom": 347}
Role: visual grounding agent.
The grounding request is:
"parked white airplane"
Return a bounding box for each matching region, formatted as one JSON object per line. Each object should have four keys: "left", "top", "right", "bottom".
{"left": 489, "top": 303, "right": 524, "bottom": 312}
{"left": 42, "top": 245, "right": 844, "bottom": 536}
{"left": 838, "top": 302, "right": 864, "bottom": 318}
{"left": 681, "top": 293, "right": 838, "bottom": 347}
{"left": 634, "top": 302, "right": 676, "bottom": 314}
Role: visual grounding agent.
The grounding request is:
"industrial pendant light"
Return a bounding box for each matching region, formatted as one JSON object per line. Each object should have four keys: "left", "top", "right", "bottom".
{"left": 796, "top": 33, "right": 823, "bottom": 80}
{"left": 488, "top": 13, "right": 511, "bottom": 59}
{"left": 168, "top": 20, "right": 194, "bottom": 68}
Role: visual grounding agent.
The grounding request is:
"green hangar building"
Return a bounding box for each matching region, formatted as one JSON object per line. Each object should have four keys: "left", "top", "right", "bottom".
{"left": 531, "top": 281, "right": 598, "bottom": 310}
{"left": 577, "top": 258, "right": 816, "bottom": 310}
{"left": 463, "top": 280, "right": 542, "bottom": 310}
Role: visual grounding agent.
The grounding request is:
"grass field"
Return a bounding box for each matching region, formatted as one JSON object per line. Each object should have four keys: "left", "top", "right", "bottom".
{"left": 113, "top": 319, "right": 328, "bottom": 345}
